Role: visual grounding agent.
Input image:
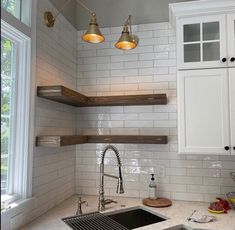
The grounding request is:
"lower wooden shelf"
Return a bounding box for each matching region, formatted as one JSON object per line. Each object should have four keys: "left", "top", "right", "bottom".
{"left": 36, "top": 135, "right": 168, "bottom": 147}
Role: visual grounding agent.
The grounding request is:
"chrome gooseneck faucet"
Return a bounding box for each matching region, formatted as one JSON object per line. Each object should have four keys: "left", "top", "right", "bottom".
{"left": 98, "top": 145, "right": 124, "bottom": 211}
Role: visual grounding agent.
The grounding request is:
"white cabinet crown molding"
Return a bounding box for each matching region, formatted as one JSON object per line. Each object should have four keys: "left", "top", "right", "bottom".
{"left": 169, "top": 0, "right": 235, "bottom": 28}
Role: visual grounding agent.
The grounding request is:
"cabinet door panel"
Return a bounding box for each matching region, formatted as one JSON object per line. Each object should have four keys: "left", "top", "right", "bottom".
{"left": 177, "top": 15, "right": 227, "bottom": 70}
{"left": 178, "top": 69, "right": 230, "bottom": 154}
{"left": 229, "top": 68, "right": 235, "bottom": 155}
{"left": 227, "top": 13, "right": 235, "bottom": 67}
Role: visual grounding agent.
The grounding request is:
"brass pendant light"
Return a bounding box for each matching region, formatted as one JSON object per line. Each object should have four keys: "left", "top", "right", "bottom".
{"left": 115, "top": 15, "right": 138, "bottom": 50}
{"left": 44, "top": 0, "right": 104, "bottom": 44}
{"left": 82, "top": 13, "right": 105, "bottom": 43}
{"left": 44, "top": 2, "right": 138, "bottom": 49}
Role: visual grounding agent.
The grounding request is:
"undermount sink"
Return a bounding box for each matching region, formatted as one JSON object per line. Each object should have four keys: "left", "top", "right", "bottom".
{"left": 62, "top": 206, "right": 167, "bottom": 230}
{"left": 106, "top": 206, "right": 167, "bottom": 229}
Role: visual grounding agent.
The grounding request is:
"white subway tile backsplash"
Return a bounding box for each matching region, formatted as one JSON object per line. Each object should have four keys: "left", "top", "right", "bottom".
{"left": 74, "top": 21, "right": 235, "bottom": 203}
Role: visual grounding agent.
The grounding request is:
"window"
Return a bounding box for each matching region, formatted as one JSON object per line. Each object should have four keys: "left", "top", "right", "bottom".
{"left": 1, "top": 0, "right": 30, "bottom": 26}
{"left": 1, "top": 19, "right": 33, "bottom": 207}
{"left": 1, "top": 37, "right": 16, "bottom": 198}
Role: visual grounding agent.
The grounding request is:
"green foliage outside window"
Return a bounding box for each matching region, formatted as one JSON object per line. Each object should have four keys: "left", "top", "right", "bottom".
{"left": 1, "top": 37, "right": 14, "bottom": 195}
{"left": 1, "top": 0, "right": 18, "bottom": 18}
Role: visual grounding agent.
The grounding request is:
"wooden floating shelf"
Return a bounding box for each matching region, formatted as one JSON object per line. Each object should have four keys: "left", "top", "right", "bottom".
{"left": 37, "top": 85, "right": 167, "bottom": 107}
{"left": 36, "top": 135, "right": 168, "bottom": 147}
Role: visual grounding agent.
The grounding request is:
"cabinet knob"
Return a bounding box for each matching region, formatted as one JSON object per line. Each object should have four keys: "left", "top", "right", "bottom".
{"left": 233, "top": 146, "right": 235, "bottom": 150}
{"left": 224, "top": 146, "right": 230, "bottom": 151}
{"left": 222, "top": 58, "right": 227, "bottom": 63}
{"left": 230, "top": 57, "right": 235, "bottom": 62}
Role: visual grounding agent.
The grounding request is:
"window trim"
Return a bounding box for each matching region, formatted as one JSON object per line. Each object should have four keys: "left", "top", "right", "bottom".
{"left": 1, "top": 0, "right": 36, "bottom": 204}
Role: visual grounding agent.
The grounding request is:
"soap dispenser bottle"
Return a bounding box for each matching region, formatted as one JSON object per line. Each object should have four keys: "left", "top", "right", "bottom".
{"left": 149, "top": 174, "right": 157, "bottom": 200}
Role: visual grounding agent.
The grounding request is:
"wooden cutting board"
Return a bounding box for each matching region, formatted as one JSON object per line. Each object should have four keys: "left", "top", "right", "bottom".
{"left": 143, "top": 197, "right": 172, "bottom": 208}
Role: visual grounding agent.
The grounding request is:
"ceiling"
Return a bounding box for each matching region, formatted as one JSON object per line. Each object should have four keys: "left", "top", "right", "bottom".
{"left": 77, "top": 0, "right": 195, "bottom": 29}
{"left": 50, "top": 0, "right": 196, "bottom": 30}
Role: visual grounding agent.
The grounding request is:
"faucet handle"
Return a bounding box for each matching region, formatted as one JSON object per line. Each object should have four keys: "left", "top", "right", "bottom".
{"left": 78, "top": 197, "right": 88, "bottom": 206}
{"left": 76, "top": 197, "right": 88, "bottom": 215}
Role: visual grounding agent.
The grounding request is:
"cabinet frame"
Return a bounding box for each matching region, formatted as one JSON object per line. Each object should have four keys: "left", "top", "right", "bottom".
{"left": 227, "top": 13, "right": 235, "bottom": 67}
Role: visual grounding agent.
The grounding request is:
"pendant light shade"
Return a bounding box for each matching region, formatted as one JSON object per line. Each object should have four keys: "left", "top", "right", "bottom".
{"left": 82, "top": 13, "right": 105, "bottom": 43}
{"left": 115, "top": 26, "right": 137, "bottom": 50}
{"left": 115, "top": 15, "right": 138, "bottom": 50}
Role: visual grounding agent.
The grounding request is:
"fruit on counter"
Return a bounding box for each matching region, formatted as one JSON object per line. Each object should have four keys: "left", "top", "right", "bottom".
{"left": 208, "top": 202, "right": 224, "bottom": 211}
{"left": 208, "top": 198, "right": 231, "bottom": 214}
{"left": 215, "top": 198, "right": 231, "bottom": 211}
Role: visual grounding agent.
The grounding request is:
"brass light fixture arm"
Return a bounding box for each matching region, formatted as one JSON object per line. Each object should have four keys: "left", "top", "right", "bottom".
{"left": 54, "top": 0, "right": 72, "bottom": 19}
{"left": 124, "top": 15, "right": 133, "bottom": 36}
{"left": 76, "top": 0, "right": 93, "bottom": 15}
{"left": 45, "top": 0, "right": 95, "bottom": 27}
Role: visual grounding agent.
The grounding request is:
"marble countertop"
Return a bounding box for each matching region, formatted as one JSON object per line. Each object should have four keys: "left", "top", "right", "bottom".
{"left": 21, "top": 195, "right": 235, "bottom": 230}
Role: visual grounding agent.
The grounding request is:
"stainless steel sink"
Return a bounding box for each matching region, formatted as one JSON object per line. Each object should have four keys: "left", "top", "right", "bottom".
{"left": 106, "top": 206, "right": 167, "bottom": 229}
{"left": 62, "top": 207, "right": 167, "bottom": 230}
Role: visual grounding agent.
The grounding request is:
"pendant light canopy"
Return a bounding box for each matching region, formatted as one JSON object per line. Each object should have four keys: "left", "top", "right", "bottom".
{"left": 82, "top": 13, "right": 105, "bottom": 43}
{"left": 115, "top": 15, "right": 138, "bottom": 50}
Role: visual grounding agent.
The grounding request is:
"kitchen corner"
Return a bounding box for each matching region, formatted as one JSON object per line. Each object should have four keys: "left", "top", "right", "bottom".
{"left": 1, "top": 0, "right": 235, "bottom": 229}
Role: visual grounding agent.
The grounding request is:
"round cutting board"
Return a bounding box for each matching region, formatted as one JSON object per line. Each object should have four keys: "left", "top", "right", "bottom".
{"left": 143, "top": 197, "right": 172, "bottom": 208}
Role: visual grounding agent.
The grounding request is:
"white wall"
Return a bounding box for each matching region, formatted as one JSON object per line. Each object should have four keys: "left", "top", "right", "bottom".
{"left": 75, "top": 22, "right": 235, "bottom": 202}
{"left": 1, "top": 0, "right": 77, "bottom": 229}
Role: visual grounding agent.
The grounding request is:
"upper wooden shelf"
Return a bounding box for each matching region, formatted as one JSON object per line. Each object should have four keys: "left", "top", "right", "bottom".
{"left": 36, "top": 135, "right": 168, "bottom": 147}
{"left": 37, "top": 85, "right": 167, "bottom": 107}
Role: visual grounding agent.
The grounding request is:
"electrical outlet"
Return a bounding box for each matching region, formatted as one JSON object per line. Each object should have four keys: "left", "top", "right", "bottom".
{"left": 156, "top": 165, "right": 165, "bottom": 177}
{"left": 11, "top": 213, "right": 23, "bottom": 230}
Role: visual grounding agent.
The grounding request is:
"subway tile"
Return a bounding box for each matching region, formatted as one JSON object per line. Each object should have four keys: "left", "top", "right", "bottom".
{"left": 139, "top": 22, "right": 168, "bottom": 31}
{"left": 187, "top": 185, "right": 220, "bottom": 194}
{"left": 171, "top": 192, "right": 204, "bottom": 202}
{"left": 170, "top": 160, "right": 202, "bottom": 168}
{"left": 139, "top": 113, "right": 168, "bottom": 120}
{"left": 166, "top": 168, "right": 187, "bottom": 176}
{"left": 170, "top": 176, "right": 203, "bottom": 185}
{"left": 124, "top": 60, "right": 153, "bottom": 69}
{"left": 111, "top": 69, "right": 138, "bottom": 77}
{"left": 203, "top": 161, "right": 235, "bottom": 169}
{"left": 97, "top": 62, "right": 123, "bottom": 70}
{"left": 203, "top": 177, "right": 234, "bottom": 186}
{"left": 110, "top": 113, "right": 138, "bottom": 121}
{"left": 124, "top": 121, "right": 154, "bottom": 128}
{"left": 111, "top": 54, "right": 138, "bottom": 62}
{"left": 187, "top": 168, "right": 221, "bottom": 177}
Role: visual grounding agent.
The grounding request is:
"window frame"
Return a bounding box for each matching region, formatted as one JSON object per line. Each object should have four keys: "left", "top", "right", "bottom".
{"left": 1, "top": 0, "right": 36, "bottom": 206}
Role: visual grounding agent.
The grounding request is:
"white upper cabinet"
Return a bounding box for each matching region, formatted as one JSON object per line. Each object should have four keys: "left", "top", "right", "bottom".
{"left": 227, "top": 13, "right": 235, "bottom": 67}
{"left": 169, "top": 0, "right": 235, "bottom": 70}
{"left": 178, "top": 68, "right": 231, "bottom": 154}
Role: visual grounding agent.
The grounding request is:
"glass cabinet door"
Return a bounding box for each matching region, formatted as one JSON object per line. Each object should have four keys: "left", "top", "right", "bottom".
{"left": 227, "top": 13, "right": 235, "bottom": 67}
{"left": 178, "top": 15, "right": 227, "bottom": 69}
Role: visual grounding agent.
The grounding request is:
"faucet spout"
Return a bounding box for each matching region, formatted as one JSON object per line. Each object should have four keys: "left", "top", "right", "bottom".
{"left": 98, "top": 145, "right": 124, "bottom": 211}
